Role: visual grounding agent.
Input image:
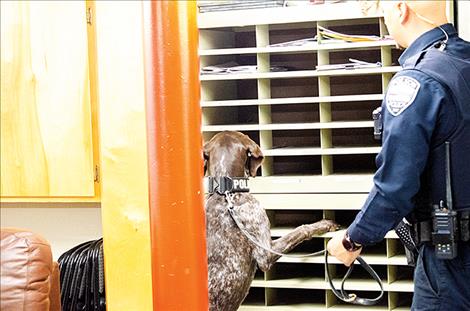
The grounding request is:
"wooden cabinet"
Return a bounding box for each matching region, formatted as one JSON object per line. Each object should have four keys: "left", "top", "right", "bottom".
{"left": 198, "top": 2, "right": 413, "bottom": 310}
{"left": 1, "top": 1, "right": 98, "bottom": 200}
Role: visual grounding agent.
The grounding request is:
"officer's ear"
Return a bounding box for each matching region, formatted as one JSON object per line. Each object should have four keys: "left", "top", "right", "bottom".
{"left": 397, "top": 1, "right": 411, "bottom": 24}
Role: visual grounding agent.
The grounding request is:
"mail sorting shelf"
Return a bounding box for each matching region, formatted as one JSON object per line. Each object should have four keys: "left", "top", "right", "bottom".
{"left": 199, "top": 2, "right": 410, "bottom": 310}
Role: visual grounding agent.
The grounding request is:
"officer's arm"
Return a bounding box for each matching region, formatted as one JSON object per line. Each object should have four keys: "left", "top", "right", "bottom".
{"left": 347, "top": 73, "right": 449, "bottom": 245}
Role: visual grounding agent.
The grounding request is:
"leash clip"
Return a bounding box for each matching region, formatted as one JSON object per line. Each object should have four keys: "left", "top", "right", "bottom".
{"left": 344, "top": 293, "right": 357, "bottom": 303}
{"left": 224, "top": 191, "right": 235, "bottom": 209}
{"left": 208, "top": 176, "right": 234, "bottom": 195}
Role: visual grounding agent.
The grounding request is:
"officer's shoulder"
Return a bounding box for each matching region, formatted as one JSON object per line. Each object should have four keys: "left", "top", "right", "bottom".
{"left": 385, "top": 71, "right": 445, "bottom": 117}
{"left": 392, "top": 69, "right": 445, "bottom": 85}
{"left": 388, "top": 69, "right": 449, "bottom": 96}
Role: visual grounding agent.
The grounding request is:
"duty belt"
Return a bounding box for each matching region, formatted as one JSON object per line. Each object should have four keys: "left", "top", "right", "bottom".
{"left": 413, "top": 209, "right": 470, "bottom": 244}
{"left": 396, "top": 209, "right": 469, "bottom": 265}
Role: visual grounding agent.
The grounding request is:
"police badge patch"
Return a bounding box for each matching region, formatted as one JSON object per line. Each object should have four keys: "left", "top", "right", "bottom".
{"left": 386, "top": 76, "right": 421, "bottom": 116}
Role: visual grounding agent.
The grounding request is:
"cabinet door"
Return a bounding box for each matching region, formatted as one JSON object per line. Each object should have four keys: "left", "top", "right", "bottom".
{"left": 1, "top": 1, "right": 94, "bottom": 197}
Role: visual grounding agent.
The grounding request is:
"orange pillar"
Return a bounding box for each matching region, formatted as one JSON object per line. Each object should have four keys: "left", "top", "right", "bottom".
{"left": 142, "top": 1, "right": 208, "bottom": 310}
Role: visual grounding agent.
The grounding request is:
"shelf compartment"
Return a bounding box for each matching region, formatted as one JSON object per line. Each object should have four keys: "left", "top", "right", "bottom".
{"left": 328, "top": 49, "right": 382, "bottom": 67}
{"left": 252, "top": 277, "right": 412, "bottom": 293}
{"left": 331, "top": 100, "right": 381, "bottom": 122}
{"left": 263, "top": 146, "right": 381, "bottom": 156}
{"left": 269, "top": 210, "right": 324, "bottom": 229}
{"left": 199, "top": 27, "right": 255, "bottom": 50}
{"left": 202, "top": 121, "right": 374, "bottom": 132}
{"left": 271, "top": 155, "right": 322, "bottom": 176}
{"left": 248, "top": 174, "right": 374, "bottom": 193}
{"left": 240, "top": 303, "right": 328, "bottom": 311}
{"left": 333, "top": 259, "right": 388, "bottom": 279}
{"left": 388, "top": 292, "right": 414, "bottom": 310}
{"left": 254, "top": 193, "right": 368, "bottom": 210}
{"left": 270, "top": 77, "right": 320, "bottom": 99}
{"left": 332, "top": 154, "right": 377, "bottom": 175}
{"left": 202, "top": 105, "right": 258, "bottom": 126}
{"left": 198, "top": 3, "right": 383, "bottom": 29}
{"left": 328, "top": 290, "right": 388, "bottom": 309}
{"left": 199, "top": 40, "right": 396, "bottom": 56}
{"left": 201, "top": 79, "right": 258, "bottom": 101}
{"left": 329, "top": 75, "right": 384, "bottom": 96}
{"left": 387, "top": 280, "right": 414, "bottom": 293}
{"left": 242, "top": 287, "right": 267, "bottom": 307}
{"left": 277, "top": 254, "right": 407, "bottom": 266}
{"left": 240, "top": 305, "right": 392, "bottom": 311}
{"left": 331, "top": 128, "right": 379, "bottom": 147}
{"left": 201, "top": 94, "right": 384, "bottom": 107}
{"left": 327, "top": 306, "right": 390, "bottom": 311}
{"left": 200, "top": 66, "right": 402, "bottom": 81}
{"left": 267, "top": 262, "right": 325, "bottom": 282}
{"left": 266, "top": 288, "right": 326, "bottom": 307}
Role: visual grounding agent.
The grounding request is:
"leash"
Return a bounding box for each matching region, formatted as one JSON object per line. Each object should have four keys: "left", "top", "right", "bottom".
{"left": 324, "top": 250, "right": 383, "bottom": 305}
{"left": 223, "top": 191, "right": 384, "bottom": 306}
{"left": 224, "top": 192, "right": 326, "bottom": 258}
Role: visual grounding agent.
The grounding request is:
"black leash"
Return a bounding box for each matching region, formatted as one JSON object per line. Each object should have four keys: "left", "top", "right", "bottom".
{"left": 221, "top": 190, "right": 384, "bottom": 306}
{"left": 225, "top": 192, "right": 326, "bottom": 259}
{"left": 325, "top": 250, "right": 384, "bottom": 305}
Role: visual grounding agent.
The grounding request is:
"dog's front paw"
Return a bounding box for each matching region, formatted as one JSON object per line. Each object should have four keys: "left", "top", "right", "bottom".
{"left": 319, "top": 219, "right": 340, "bottom": 232}
{"left": 303, "top": 219, "right": 340, "bottom": 238}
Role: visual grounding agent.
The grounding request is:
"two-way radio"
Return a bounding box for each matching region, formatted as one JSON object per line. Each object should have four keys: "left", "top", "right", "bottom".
{"left": 431, "top": 142, "right": 459, "bottom": 259}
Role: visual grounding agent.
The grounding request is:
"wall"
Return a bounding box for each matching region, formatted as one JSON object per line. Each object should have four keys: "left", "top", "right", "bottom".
{"left": 93, "top": 1, "right": 154, "bottom": 309}
{"left": 1, "top": 204, "right": 102, "bottom": 259}
{"left": 457, "top": 0, "right": 470, "bottom": 40}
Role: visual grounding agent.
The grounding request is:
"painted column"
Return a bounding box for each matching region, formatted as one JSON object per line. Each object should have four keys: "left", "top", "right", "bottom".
{"left": 142, "top": 1, "right": 208, "bottom": 310}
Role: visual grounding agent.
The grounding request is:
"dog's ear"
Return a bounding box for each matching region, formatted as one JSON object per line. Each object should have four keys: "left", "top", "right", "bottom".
{"left": 203, "top": 141, "right": 210, "bottom": 175}
{"left": 245, "top": 139, "right": 264, "bottom": 177}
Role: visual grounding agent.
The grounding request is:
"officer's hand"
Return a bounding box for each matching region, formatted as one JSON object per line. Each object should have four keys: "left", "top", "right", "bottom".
{"left": 326, "top": 230, "right": 362, "bottom": 267}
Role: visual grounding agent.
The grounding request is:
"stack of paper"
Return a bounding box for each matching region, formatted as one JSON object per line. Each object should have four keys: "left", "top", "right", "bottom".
{"left": 268, "top": 37, "right": 318, "bottom": 48}
{"left": 318, "top": 25, "right": 384, "bottom": 42}
{"left": 201, "top": 62, "right": 290, "bottom": 75}
{"left": 315, "top": 58, "right": 382, "bottom": 71}
{"left": 285, "top": 0, "right": 345, "bottom": 6}
{"left": 198, "top": 0, "right": 285, "bottom": 13}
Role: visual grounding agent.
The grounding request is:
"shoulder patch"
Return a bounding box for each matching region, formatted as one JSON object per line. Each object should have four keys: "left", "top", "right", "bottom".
{"left": 385, "top": 76, "right": 421, "bottom": 116}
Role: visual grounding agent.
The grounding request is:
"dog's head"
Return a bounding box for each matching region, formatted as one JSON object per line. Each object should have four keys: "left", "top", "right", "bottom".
{"left": 204, "top": 131, "right": 263, "bottom": 177}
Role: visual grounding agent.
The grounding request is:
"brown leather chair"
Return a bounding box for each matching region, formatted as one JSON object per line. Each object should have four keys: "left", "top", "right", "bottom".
{"left": 1, "top": 228, "right": 61, "bottom": 311}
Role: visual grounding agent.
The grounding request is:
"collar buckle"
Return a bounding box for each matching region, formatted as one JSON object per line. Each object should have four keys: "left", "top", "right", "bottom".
{"left": 208, "top": 177, "right": 249, "bottom": 194}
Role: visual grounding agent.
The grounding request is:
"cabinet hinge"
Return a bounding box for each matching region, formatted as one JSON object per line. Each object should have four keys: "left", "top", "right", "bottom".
{"left": 86, "top": 7, "right": 92, "bottom": 25}
{"left": 94, "top": 165, "right": 99, "bottom": 183}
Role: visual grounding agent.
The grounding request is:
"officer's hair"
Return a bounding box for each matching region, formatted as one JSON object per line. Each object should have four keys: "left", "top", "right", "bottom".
{"left": 360, "top": 1, "right": 448, "bottom": 21}
{"left": 359, "top": 0, "right": 380, "bottom": 16}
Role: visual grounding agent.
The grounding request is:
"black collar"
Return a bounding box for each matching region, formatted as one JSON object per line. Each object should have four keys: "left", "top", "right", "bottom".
{"left": 207, "top": 176, "right": 249, "bottom": 195}
{"left": 398, "top": 23, "right": 457, "bottom": 66}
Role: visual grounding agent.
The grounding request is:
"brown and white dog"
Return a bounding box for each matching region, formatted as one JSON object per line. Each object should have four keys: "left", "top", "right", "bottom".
{"left": 204, "top": 131, "right": 338, "bottom": 311}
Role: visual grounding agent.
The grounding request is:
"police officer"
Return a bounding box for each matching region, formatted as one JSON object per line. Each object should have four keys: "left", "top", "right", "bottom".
{"left": 327, "top": 1, "right": 470, "bottom": 310}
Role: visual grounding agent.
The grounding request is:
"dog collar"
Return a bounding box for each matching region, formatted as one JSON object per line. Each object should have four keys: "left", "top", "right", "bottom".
{"left": 207, "top": 177, "right": 249, "bottom": 195}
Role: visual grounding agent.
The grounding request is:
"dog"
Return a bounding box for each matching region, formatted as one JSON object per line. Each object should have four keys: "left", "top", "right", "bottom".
{"left": 204, "top": 131, "right": 338, "bottom": 311}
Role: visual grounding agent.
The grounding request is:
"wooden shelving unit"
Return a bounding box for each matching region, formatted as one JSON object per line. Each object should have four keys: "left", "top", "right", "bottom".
{"left": 199, "top": 2, "right": 411, "bottom": 310}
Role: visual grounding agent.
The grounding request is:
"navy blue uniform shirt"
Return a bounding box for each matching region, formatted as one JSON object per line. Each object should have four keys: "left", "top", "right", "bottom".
{"left": 348, "top": 24, "right": 470, "bottom": 245}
